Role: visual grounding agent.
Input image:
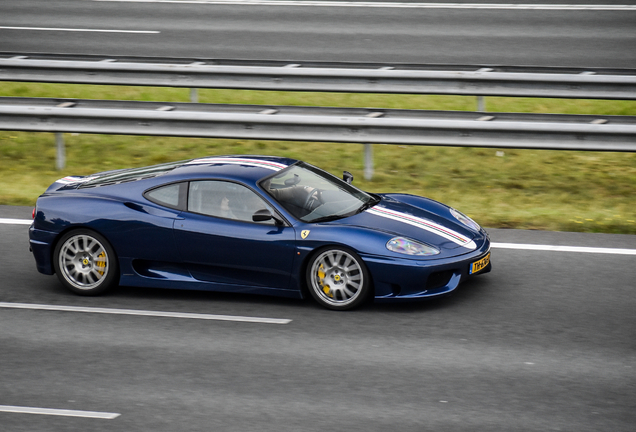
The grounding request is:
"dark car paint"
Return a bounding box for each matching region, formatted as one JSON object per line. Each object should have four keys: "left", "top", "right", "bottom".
{"left": 30, "top": 156, "right": 491, "bottom": 302}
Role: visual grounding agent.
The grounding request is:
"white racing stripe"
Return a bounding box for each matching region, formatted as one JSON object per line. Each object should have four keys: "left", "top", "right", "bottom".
{"left": 0, "top": 302, "right": 292, "bottom": 324}
{"left": 492, "top": 242, "right": 636, "bottom": 255}
{"left": 0, "top": 26, "right": 159, "bottom": 34}
{"left": 0, "top": 405, "right": 120, "bottom": 419}
{"left": 93, "top": 1, "right": 636, "bottom": 11}
{"left": 186, "top": 157, "right": 288, "bottom": 171}
{"left": 366, "top": 206, "right": 476, "bottom": 249}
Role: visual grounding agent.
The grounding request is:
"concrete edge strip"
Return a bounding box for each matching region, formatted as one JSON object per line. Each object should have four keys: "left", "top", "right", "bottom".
{"left": 92, "top": 1, "right": 636, "bottom": 11}
{"left": 0, "top": 302, "right": 292, "bottom": 324}
{"left": 0, "top": 405, "right": 120, "bottom": 419}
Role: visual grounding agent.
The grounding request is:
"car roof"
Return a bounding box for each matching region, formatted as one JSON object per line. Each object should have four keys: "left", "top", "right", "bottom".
{"left": 170, "top": 155, "right": 299, "bottom": 184}
{"left": 66, "top": 155, "right": 300, "bottom": 193}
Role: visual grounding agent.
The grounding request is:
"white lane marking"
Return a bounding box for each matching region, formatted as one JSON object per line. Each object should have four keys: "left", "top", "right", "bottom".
{"left": 0, "top": 26, "right": 159, "bottom": 34}
{"left": 93, "top": 1, "right": 636, "bottom": 11}
{"left": 492, "top": 242, "right": 636, "bottom": 255}
{"left": 0, "top": 218, "right": 32, "bottom": 225}
{"left": 4, "top": 218, "right": 634, "bottom": 255}
{"left": 0, "top": 405, "right": 120, "bottom": 419}
{"left": 0, "top": 302, "right": 292, "bottom": 324}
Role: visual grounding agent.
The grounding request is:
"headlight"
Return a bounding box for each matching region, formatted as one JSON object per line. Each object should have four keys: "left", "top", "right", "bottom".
{"left": 451, "top": 208, "right": 481, "bottom": 231}
{"left": 386, "top": 237, "right": 440, "bottom": 256}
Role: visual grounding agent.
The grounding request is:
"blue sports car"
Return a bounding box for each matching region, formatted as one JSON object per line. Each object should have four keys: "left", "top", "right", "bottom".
{"left": 29, "top": 155, "right": 491, "bottom": 310}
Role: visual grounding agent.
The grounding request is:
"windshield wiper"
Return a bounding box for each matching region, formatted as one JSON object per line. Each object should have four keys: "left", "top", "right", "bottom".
{"left": 307, "top": 214, "right": 347, "bottom": 223}
{"left": 356, "top": 196, "right": 380, "bottom": 214}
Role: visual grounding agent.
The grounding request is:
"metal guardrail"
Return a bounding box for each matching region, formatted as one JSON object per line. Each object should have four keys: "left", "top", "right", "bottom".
{"left": 2, "top": 54, "right": 635, "bottom": 173}
{"left": 2, "top": 53, "right": 636, "bottom": 100}
{"left": 2, "top": 97, "right": 635, "bottom": 153}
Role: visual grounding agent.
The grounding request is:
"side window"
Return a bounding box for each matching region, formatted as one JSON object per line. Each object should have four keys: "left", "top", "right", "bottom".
{"left": 188, "top": 180, "right": 276, "bottom": 224}
{"left": 144, "top": 183, "right": 186, "bottom": 209}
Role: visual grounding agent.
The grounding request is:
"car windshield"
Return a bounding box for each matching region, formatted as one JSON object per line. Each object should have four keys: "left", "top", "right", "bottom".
{"left": 261, "top": 162, "right": 378, "bottom": 223}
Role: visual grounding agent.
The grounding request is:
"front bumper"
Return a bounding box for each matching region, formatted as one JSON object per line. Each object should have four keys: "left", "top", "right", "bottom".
{"left": 364, "top": 239, "right": 491, "bottom": 301}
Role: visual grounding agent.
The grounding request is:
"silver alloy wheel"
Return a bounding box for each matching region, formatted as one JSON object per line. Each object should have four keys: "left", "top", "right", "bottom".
{"left": 309, "top": 249, "right": 365, "bottom": 308}
{"left": 58, "top": 233, "right": 109, "bottom": 290}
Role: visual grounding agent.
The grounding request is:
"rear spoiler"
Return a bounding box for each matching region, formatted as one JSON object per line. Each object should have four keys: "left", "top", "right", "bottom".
{"left": 45, "top": 175, "right": 98, "bottom": 192}
{"left": 45, "top": 167, "right": 133, "bottom": 192}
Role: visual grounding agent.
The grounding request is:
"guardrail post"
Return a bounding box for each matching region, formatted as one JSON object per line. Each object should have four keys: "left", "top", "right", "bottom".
{"left": 190, "top": 88, "right": 198, "bottom": 103}
{"left": 364, "top": 144, "right": 373, "bottom": 180}
{"left": 477, "top": 96, "right": 486, "bottom": 112}
{"left": 55, "top": 132, "right": 65, "bottom": 170}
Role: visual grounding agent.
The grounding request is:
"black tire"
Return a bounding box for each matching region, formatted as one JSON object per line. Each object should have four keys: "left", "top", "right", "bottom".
{"left": 53, "top": 229, "right": 119, "bottom": 295}
{"left": 306, "top": 247, "right": 370, "bottom": 310}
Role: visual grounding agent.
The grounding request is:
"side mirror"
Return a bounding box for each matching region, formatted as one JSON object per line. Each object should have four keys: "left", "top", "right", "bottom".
{"left": 252, "top": 209, "right": 283, "bottom": 225}
{"left": 343, "top": 171, "right": 354, "bottom": 184}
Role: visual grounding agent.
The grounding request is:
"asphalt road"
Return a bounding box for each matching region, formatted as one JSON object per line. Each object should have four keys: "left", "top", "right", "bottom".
{"left": 1, "top": 205, "right": 635, "bottom": 431}
{"left": 1, "top": 2, "right": 635, "bottom": 430}
{"left": 1, "top": 0, "right": 635, "bottom": 67}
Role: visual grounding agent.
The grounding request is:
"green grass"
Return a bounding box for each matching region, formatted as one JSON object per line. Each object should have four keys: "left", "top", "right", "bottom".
{"left": 1, "top": 82, "right": 635, "bottom": 234}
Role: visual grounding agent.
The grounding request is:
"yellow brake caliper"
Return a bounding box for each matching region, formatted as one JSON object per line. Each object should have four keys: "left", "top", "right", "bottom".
{"left": 95, "top": 251, "right": 107, "bottom": 276}
{"left": 318, "top": 264, "right": 333, "bottom": 298}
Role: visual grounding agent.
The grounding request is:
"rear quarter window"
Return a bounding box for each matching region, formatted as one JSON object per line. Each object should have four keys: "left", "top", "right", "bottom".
{"left": 144, "top": 183, "right": 187, "bottom": 210}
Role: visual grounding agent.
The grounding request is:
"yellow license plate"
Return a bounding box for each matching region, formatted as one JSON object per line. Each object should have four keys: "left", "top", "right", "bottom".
{"left": 470, "top": 252, "right": 490, "bottom": 275}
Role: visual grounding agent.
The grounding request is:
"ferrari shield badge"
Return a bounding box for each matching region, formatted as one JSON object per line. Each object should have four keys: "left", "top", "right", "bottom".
{"left": 301, "top": 230, "right": 310, "bottom": 239}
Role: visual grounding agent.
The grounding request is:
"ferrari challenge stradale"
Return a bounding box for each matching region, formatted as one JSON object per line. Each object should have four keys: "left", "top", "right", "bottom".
{"left": 29, "top": 155, "right": 491, "bottom": 310}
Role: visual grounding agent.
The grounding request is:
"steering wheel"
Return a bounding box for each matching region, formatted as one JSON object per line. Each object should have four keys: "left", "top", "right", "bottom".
{"left": 303, "top": 188, "right": 323, "bottom": 210}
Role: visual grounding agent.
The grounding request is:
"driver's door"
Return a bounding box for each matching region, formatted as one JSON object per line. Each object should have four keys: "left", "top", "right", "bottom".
{"left": 174, "top": 180, "right": 297, "bottom": 290}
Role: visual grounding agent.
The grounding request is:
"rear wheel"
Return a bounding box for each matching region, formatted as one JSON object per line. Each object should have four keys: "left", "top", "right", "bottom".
{"left": 53, "top": 229, "right": 118, "bottom": 295}
{"left": 306, "top": 247, "right": 370, "bottom": 310}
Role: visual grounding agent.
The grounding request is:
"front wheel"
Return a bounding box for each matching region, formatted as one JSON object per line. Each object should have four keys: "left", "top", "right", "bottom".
{"left": 53, "top": 229, "right": 118, "bottom": 295}
{"left": 306, "top": 247, "right": 370, "bottom": 310}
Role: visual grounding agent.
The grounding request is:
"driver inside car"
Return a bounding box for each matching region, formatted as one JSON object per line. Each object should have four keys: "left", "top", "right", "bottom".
{"left": 268, "top": 184, "right": 321, "bottom": 218}
{"left": 268, "top": 185, "right": 316, "bottom": 207}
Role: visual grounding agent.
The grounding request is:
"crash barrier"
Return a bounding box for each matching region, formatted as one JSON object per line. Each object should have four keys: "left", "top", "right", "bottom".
{"left": 2, "top": 53, "right": 636, "bottom": 102}
{"left": 1, "top": 97, "right": 635, "bottom": 172}
{"left": 2, "top": 54, "right": 635, "bottom": 174}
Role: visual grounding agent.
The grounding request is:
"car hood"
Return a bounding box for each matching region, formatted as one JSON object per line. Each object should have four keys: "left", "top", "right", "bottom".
{"left": 333, "top": 193, "right": 481, "bottom": 251}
